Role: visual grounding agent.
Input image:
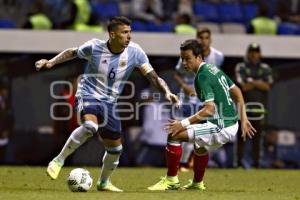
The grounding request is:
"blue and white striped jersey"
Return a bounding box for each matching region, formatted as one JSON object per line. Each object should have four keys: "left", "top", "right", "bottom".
{"left": 205, "top": 47, "right": 224, "bottom": 68}
{"left": 76, "top": 39, "right": 153, "bottom": 103}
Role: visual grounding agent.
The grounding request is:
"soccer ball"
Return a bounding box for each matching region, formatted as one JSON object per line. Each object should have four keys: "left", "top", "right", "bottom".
{"left": 67, "top": 168, "right": 93, "bottom": 192}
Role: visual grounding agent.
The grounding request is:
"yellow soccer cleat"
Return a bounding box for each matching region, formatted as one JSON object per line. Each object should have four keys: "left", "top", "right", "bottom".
{"left": 97, "top": 180, "right": 123, "bottom": 192}
{"left": 46, "top": 159, "right": 63, "bottom": 180}
{"left": 181, "top": 180, "right": 206, "bottom": 191}
{"left": 148, "top": 176, "right": 180, "bottom": 191}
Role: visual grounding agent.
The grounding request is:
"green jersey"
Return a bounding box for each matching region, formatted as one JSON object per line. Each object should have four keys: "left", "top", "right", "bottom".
{"left": 194, "top": 63, "right": 238, "bottom": 127}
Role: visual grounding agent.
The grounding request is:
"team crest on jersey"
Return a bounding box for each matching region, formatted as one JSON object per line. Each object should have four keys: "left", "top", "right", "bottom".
{"left": 120, "top": 60, "right": 127, "bottom": 67}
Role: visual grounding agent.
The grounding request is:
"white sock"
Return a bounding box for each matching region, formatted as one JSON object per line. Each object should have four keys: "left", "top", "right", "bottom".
{"left": 99, "top": 146, "right": 122, "bottom": 183}
{"left": 55, "top": 125, "right": 93, "bottom": 164}
{"left": 180, "top": 142, "right": 194, "bottom": 164}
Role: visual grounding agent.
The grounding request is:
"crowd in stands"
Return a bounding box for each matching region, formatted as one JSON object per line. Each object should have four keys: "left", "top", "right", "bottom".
{"left": 0, "top": 0, "right": 299, "bottom": 35}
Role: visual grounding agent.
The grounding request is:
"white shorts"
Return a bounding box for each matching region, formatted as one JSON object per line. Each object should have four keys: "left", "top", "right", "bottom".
{"left": 187, "top": 121, "right": 239, "bottom": 152}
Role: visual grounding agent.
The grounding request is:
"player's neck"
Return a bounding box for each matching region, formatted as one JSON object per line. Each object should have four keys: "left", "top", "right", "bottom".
{"left": 107, "top": 40, "right": 125, "bottom": 54}
{"left": 203, "top": 48, "right": 210, "bottom": 57}
{"left": 194, "top": 62, "right": 205, "bottom": 74}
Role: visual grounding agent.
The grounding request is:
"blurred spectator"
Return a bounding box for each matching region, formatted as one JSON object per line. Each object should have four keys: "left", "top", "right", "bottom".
{"left": 23, "top": 0, "right": 53, "bottom": 30}
{"left": 235, "top": 43, "right": 273, "bottom": 168}
{"left": 0, "top": 0, "right": 30, "bottom": 28}
{"left": 276, "top": 0, "right": 300, "bottom": 23}
{"left": 161, "top": 0, "right": 178, "bottom": 20}
{"left": 0, "top": 79, "right": 12, "bottom": 163}
{"left": 136, "top": 88, "right": 169, "bottom": 167}
{"left": 73, "top": 13, "right": 104, "bottom": 32}
{"left": 248, "top": 3, "right": 277, "bottom": 35}
{"left": 261, "top": 128, "right": 299, "bottom": 168}
{"left": 50, "top": 0, "right": 103, "bottom": 32}
{"left": 174, "top": 13, "right": 196, "bottom": 34}
{"left": 53, "top": 77, "right": 79, "bottom": 138}
{"left": 131, "top": 0, "right": 164, "bottom": 24}
{"left": 161, "top": 0, "right": 193, "bottom": 20}
{"left": 42, "top": 0, "right": 75, "bottom": 29}
{"left": 177, "top": 0, "right": 193, "bottom": 16}
{"left": 73, "top": 0, "right": 91, "bottom": 25}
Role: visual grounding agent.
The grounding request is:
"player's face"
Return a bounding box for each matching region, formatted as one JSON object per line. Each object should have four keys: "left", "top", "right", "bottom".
{"left": 247, "top": 51, "right": 261, "bottom": 64}
{"left": 197, "top": 32, "right": 211, "bottom": 51}
{"left": 110, "top": 24, "right": 132, "bottom": 48}
{"left": 181, "top": 49, "right": 202, "bottom": 73}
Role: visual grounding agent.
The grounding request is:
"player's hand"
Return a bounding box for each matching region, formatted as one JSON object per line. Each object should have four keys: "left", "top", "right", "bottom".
{"left": 165, "top": 92, "right": 181, "bottom": 108}
{"left": 165, "top": 119, "right": 184, "bottom": 137}
{"left": 241, "top": 119, "right": 256, "bottom": 141}
{"left": 35, "top": 59, "right": 54, "bottom": 71}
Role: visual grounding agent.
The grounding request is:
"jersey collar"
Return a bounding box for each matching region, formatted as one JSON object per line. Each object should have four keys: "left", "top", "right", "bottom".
{"left": 196, "top": 62, "right": 206, "bottom": 74}
{"left": 106, "top": 41, "right": 125, "bottom": 55}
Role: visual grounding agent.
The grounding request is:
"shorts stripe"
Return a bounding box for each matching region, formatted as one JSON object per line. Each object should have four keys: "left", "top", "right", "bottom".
{"left": 194, "top": 127, "right": 221, "bottom": 136}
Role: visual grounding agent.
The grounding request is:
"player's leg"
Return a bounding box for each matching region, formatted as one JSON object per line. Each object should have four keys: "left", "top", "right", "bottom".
{"left": 181, "top": 147, "right": 208, "bottom": 191}
{"left": 179, "top": 142, "right": 194, "bottom": 171}
{"left": 47, "top": 114, "right": 98, "bottom": 179}
{"left": 148, "top": 131, "right": 189, "bottom": 191}
{"left": 182, "top": 121, "right": 239, "bottom": 190}
{"left": 97, "top": 129, "right": 123, "bottom": 192}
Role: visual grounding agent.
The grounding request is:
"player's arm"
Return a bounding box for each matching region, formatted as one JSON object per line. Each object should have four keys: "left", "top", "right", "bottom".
{"left": 166, "top": 101, "right": 215, "bottom": 136}
{"left": 187, "top": 101, "right": 215, "bottom": 124}
{"left": 35, "top": 47, "right": 78, "bottom": 71}
{"left": 229, "top": 85, "right": 256, "bottom": 141}
{"left": 174, "top": 73, "right": 196, "bottom": 96}
{"left": 145, "top": 70, "right": 180, "bottom": 107}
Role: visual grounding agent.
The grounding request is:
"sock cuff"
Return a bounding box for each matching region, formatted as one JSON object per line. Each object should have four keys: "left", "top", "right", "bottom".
{"left": 105, "top": 145, "right": 123, "bottom": 154}
{"left": 166, "top": 143, "right": 182, "bottom": 154}
{"left": 167, "top": 141, "right": 181, "bottom": 146}
{"left": 83, "top": 120, "right": 98, "bottom": 134}
{"left": 194, "top": 152, "right": 209, "bottom": 157}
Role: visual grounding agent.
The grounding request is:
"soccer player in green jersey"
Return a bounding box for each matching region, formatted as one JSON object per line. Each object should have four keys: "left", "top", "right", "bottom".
{"left": 148, "top": 39, "right": 256, "bottom": 191}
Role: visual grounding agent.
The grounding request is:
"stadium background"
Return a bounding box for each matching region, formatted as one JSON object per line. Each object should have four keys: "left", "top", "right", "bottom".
{"left": 0, "top": 0, "right": 299, "bottom": 168}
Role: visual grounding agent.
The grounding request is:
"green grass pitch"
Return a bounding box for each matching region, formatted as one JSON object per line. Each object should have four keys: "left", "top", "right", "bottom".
{"left": 0, "top": 166, "right": 299, "bottom": 200}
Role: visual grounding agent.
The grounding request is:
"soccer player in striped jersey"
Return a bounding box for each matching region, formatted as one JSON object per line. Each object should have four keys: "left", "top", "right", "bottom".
{"left": 148, "top": 39, "right": 255, "bottom": 191}
{"left": 35, "top": 16, "right": 180, "bottom": 192}
{"left": 174, "top": 27, "right": 224, "bottom": 171}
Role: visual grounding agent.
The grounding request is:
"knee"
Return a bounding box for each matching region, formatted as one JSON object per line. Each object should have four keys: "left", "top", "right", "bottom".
{"left": 83, "top": 120, "right": 98, "bottom": 136}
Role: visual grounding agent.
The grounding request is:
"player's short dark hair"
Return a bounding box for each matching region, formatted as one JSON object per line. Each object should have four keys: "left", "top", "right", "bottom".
{"left": 196, "top": 27, "right": 211, "bottom": 38}
{"left": 107, "top": 16, "right": 131, "bottom": 32}
{"left": 180, "top": 39, "right": 204, "bottom": 59}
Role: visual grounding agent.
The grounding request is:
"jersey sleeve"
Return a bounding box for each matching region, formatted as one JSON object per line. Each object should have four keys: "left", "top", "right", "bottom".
{"left": 224, "top": 73, "right": 236, "bottom": 89}
{"left": 197, "top": 74, "right": 215, "bottom": 102}
{"left": 135, "top": 46, "right": 154, "bottom": 75}
{"left": 77, "top": 39, "right": 93, "bottom": 60}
